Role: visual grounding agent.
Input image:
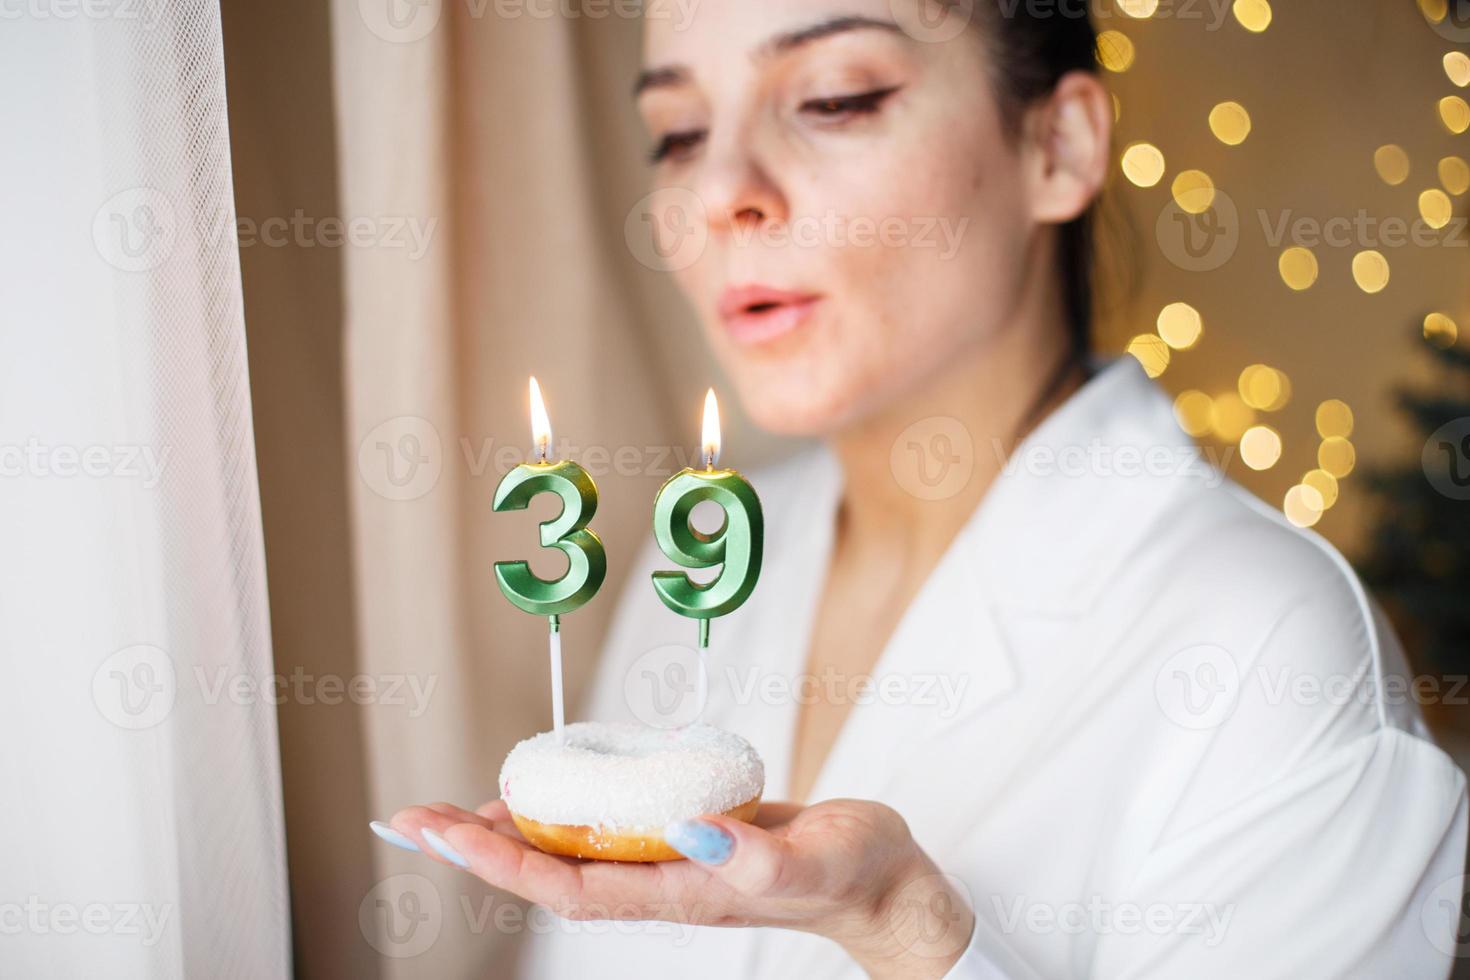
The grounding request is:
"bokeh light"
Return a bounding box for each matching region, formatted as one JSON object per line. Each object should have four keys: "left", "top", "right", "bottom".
{"left": 1174, "top": 390, "right": 1213, "bottom": 437}
{"left": 1210, "top": 392, "right": 1257, "bottom": 442}
{"left": 1303, "top": 469, "right": 1340, "bottom": 509}
{"left": 1351, "top": 250, "right": 1390, "bottom": 293}
{"left": 1446, "top": 51, "right": 1470, "bottom": 88}
{"left": 1157, "top": 302, "right": 1203, "bottom": 350}
{"left": 1097, "top": 31, "right": 1136, "bottom": 73}
{"left": 1318, "top": 436, "right": 1357, "bottom": 477}
{"left": 1209, "top": 102, "right": 1252, "bottom": 145}
{"left": 1240, "top": 425, "right": 1282, "bottom": 470}
{"left": 1424, "top": 312, "right": 1459, "bottom": 348}
{"left": 1315, "top": 399, "right": 1354, "bottom": 438}
{"left": 1439, "top": 156, "right": 1469, "bottom": 195}
{"left": 1419, "top": 189, "right": 1453, "bottom": 229}
{"left": 1117, "top": 0, "right": 1159, "bottom": 16}
{"left": 1121, "top": 142, "right": 1166, "bottom": 187}
{"left": 1278, "top": 246, "right": 1319, "bottom": 290}
{"left": 1238, "top": 364, "right": 1291, "bottom": 411}
{"left": 1233, "top": 0, "right": 1272, "bottom": 32}
{"left": 1171, "top": 169, "right": 1216, "bottom": 213}
{"left": 1126, "top": 334, "right": 1170, "bottom": 377}
{"left": 1374, "top": 144, "right": 1410, "bottom": 185}
{"left": 1283, "top": 484, "right": 1324, "bottom": 528}
{"left": 1440, "top": 96, "right": 1470, "bottom": 134}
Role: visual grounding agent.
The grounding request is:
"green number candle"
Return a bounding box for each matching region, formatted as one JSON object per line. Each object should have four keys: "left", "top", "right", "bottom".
{"left": 493, "top": 377, "right": 606, "bottom": 740}
{"left": 651, "top": 389, "right": 764, "bottom": 655}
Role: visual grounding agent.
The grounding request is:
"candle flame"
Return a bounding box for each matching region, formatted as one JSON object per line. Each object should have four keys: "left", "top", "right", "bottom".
{"left": 529, "top": 376, "right": 552, "bottom": 462}
{"left": 702, "top": 388, "right": 721, "bottom": 469}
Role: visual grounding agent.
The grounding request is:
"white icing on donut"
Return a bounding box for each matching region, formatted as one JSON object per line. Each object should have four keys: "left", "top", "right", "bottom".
{"left": 498, "top": 721, "right": 765, "bottom": 830}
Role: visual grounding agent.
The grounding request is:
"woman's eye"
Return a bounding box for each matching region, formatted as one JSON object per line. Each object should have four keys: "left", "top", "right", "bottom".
{"left": 650, "top": 129, "right": 706, "bottom": 164}
{"left": 798, "top": 86, "right": 901, "bottom": 120}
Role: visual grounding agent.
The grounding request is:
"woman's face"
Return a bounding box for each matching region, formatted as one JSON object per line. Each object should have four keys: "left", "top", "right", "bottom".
{"left": 637, "top": 0, "right": 1053, "bottom": 436}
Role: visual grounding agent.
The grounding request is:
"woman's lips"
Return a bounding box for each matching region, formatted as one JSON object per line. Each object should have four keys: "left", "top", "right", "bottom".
{"left": 716, "top": 285, "right": 822, "bottom": 346}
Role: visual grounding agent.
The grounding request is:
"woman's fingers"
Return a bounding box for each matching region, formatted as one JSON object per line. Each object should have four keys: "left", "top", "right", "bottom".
{"left": 441, "top": 822, "right": 699, "bottom": 919}
{"left": 664, "top": 812, "right": 818, "bottom": 900}
{"left": 383, "top": 802, "right": 513, "bottom": 864}
{"left": 750, "top": 800, "right": 804, "bottom": 830}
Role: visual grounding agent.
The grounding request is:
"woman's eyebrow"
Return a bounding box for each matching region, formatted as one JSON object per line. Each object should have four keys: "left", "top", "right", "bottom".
{"left": 634, "top": 15, "right": 904, "bottom": 97}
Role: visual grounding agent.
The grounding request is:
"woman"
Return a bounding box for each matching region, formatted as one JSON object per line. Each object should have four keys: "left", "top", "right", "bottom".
{"left": 378, "top": 1, "right": 1468, "bottom": 976}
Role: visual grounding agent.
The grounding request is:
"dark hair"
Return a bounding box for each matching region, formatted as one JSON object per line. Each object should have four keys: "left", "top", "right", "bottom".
{"left": 972, "top": 1, "right": 1102, "bottom": 368}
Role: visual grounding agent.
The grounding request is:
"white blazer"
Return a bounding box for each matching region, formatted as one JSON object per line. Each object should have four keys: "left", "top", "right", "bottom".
{"left": 517, "top": 358, "right": 1468, "bottom": 979}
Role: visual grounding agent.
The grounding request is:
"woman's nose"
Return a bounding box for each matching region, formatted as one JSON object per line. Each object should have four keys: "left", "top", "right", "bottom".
{"left": 694, "top": 138, "right": 787, "bottom": 239}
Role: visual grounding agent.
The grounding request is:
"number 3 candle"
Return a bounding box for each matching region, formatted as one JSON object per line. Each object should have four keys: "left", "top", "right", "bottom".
{"left": 493, "top": 377, "right": 606, "bottom": 742}
{"left": 651, "top": 389, "right": 764, "bottom": 659}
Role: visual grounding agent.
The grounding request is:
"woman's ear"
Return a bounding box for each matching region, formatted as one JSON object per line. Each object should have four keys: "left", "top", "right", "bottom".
{"left": 1023, "top": 70, "right": 1112, "bottom": 224}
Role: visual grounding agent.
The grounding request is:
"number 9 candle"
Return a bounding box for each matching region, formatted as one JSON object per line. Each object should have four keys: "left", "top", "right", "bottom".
{"left": 651, "top": 389, "right": 764, "bottom": 663}
{"left": 493, "top": 377, "right": 606, "bottom": 742}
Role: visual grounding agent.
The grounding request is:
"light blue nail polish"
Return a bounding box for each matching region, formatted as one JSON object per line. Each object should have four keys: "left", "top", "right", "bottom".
{"left": 422, "top": 828, "right": 470, "bottom": 869}
{"left": 369, "top": 821, "right": 419, "bottom": 853}
{"left": 664, "top": 819, "right": 733, "bottom": 865}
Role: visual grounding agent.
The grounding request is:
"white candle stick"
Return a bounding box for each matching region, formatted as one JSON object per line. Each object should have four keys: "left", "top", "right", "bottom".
{"left": 549, "top": 623, "right": 566, "bottom": 744}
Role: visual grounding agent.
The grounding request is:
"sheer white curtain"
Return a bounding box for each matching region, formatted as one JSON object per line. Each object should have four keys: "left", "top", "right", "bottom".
{"left": 0, "top": 2, "right": 288, "bottom": 976}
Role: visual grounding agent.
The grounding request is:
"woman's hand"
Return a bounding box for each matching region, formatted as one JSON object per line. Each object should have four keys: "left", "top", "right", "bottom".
{"left": 385, "top": 798, "right": 975, "bottom": 979}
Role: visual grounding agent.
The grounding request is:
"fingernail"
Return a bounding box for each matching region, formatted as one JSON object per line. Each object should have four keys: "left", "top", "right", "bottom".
{"left": 369, "top": 821, "right": 419, "bottom": 853}
{"left": 664, "top": 819, "right": 733, "bottom": 865}
{"left": 422, "top": 827, "right": 470, "bottom": 869}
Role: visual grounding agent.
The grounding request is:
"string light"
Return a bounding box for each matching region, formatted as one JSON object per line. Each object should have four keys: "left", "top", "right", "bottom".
{"left": 1209, "top": 102, "right": 1252, "bottom": 145}
{"left": 1424, "top": 312, "right": 1459, "bottom": 348}
{"left": 1097, "top": 31, "right": 1136, "bottom": 73}
{"left": 1239, "top": 364, "right": 1291, "bottom": 411}
{"left": 1440, "top": 96, "right": 1470, "bottom": 134}
{"left": 1232, "top": 0, "right": 1272, "bottom": 32}
{"left": 1439, "top": 156, "right": 1469, "bottom": 195}
{"left": 1318, "top": 437, "right": 1357, "bottom": 478}
{"left": 1447, "top": 51, "right": 1470, "bottom": 88}
{"left": 1157, "top": 302, "right": 1203, "bottom": 349}
{"left": 1171, "top": 169, "right": 1216, "bottom": 213}
{"left": 1303, "top": 469, "right": 1340, "bottom": 509}
{"left": 1351, "top": 250, "right": 1390, "bottom": 293}
{"left": 1283, "top": 484, "right": 1325, "bottom": 528}
{"left": 1122, "top": 142, "right": 1166, "bottom": 187}
{"left": 1420, "top": 189, "right": 1453, "bottom": 229}
{"left": 1174, "top": 390, "right": 1214, "bottom": 437}
{"left": 1240, "top": 425, "right": 1283, "bottom": 470}
{"left": 1374, "top": 144, "right": 1411, "bottom": 186}
{"left": 1210, "top": 393, "right": 1257, "bottom": 442}
{"left": 1315, "top": 399, "right": 1354, "bottom": 438}
{"left": 1278, "top": 246, "right": 1319, "bottom": 290}
{"left": 1117, "top": 0, "right": 1159, "bottom": 16}
{"left": 1126, "top": 334, "right": 1170, "bottom": 377}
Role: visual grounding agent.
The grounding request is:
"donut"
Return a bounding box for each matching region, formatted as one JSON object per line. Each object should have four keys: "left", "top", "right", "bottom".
{"left": 498, "top": 721, "right": 765, "bottom": 862}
